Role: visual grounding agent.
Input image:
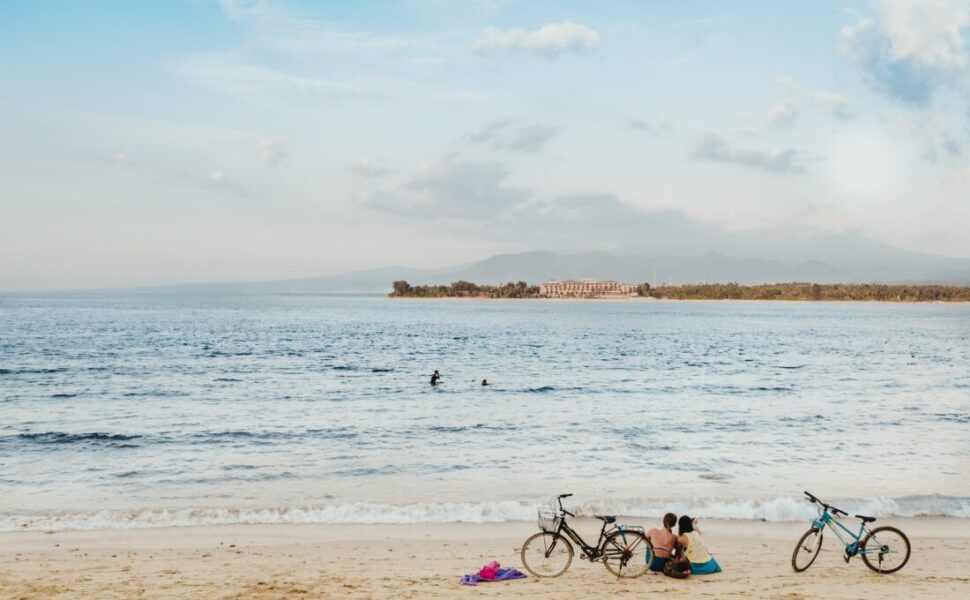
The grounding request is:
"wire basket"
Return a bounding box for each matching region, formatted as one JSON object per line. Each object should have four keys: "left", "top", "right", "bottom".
{"left": 537, "top": 507, "right": 561, "bottom": 532}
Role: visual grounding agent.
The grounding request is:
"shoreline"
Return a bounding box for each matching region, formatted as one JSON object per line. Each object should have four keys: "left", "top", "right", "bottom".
{"left": 3, "top": 518, "right": 967, "bottom": 599}
{"left": 386, "top": 295, "right": 970, "bottom": 304}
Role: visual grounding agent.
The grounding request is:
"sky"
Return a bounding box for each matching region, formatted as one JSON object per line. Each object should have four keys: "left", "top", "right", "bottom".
{"left": 1, "top": 0, "right": 969, "bottom": 291}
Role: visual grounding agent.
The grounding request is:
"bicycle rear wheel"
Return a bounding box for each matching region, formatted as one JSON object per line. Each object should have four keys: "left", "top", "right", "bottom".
{"left": 861, "top": 526, "right": 910, "bottom": 574}
{"left": 521, "top": 532, "right": 573, "bottom": 578}
{"left": 602, "top": 530, "right": 652, "bottom": 578}
{"left": 791, "top": 527, "right": 823, "bottom": 572}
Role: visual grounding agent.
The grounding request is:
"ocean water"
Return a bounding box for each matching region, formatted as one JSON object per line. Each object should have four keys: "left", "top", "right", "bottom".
{"left": 1, "top": 294, "right": 969, "bottom": 531}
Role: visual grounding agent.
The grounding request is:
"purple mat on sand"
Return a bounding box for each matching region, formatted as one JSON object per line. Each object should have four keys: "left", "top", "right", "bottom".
{"left": 460, "top": 568, "right": 528, "bottom": 586}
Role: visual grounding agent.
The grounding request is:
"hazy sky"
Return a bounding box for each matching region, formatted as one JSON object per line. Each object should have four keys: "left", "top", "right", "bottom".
{"left": 2, "top": 0, "right": 969, "bottom": 291}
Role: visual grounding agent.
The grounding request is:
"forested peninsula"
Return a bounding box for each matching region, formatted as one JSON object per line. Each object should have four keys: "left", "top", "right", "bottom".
{"left": 389, "top": 280, "right": 970, "bottom": 302}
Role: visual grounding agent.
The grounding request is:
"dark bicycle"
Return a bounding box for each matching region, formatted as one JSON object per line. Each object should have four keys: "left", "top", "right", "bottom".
{"left": 520, "top": 493, "right": 653, "bottom": 578}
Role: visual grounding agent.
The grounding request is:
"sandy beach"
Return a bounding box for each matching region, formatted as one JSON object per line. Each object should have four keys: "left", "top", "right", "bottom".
{"left": 3, "top": 518, "right": 968, "bottom": 599}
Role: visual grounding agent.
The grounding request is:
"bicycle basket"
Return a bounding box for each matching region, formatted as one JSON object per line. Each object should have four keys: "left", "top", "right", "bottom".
{"left": 537, "top": 507, "right": 561, "bottom": 532}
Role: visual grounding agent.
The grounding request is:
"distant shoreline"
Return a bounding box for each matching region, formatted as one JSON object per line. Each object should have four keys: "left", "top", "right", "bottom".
{"left": 387, "top": 281, "right": 970, "bottom": 303}
{"left": 386, "top": 296, "right": 970, "bottom": 304}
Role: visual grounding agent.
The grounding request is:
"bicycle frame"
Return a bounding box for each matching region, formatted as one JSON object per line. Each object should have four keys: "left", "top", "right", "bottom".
{"left": 553, "top": 518, "right": 614, "bottom": 559}
{"left": 813, "top": 509, "right": 880, "bottom": 557}
{"left": 543, "top": 495, "right": 642, "bottom": 561}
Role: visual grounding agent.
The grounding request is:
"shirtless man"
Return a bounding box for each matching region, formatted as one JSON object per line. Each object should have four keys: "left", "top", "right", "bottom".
{"left": 647, "top": 513, "right": 678, "bottom": 572}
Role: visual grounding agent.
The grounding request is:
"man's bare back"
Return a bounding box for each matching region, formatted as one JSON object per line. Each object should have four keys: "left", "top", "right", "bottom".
{"left": 648, "top": 513, "right": 680, "bottom": 559}
{"left": 648, "top": 526, "right": 677, "bottom": 557}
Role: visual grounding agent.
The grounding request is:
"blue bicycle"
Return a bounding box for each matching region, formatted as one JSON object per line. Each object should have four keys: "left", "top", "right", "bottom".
{"left": 792, "top": 491, "right": 911, "bottom": 574}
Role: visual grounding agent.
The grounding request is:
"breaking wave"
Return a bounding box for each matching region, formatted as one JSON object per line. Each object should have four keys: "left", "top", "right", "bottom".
{"left": 4, "top": 494, "right": 968, "bottom": 532}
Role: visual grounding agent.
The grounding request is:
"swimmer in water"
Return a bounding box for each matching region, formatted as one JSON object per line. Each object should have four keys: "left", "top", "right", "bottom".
{"left": 430, "top": 370, "right": 440, "bottom": 385}
{"left": 481, "top": 379, "right": 489, "bottom": 386}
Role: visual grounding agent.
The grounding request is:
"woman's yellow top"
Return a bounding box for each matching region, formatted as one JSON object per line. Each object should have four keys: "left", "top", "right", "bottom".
{"left": 684, "top": 531, "right": 712, "bottom": 563}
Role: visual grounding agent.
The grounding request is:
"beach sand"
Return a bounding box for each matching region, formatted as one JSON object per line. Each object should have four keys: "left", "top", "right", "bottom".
{"left": 2, "top": 518, "right": 968, "bottom": 599}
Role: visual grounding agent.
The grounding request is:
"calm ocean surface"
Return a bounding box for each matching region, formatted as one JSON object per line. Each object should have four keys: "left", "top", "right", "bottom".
{"left": 2, "top": 294, "right": 969, "bottom": 531}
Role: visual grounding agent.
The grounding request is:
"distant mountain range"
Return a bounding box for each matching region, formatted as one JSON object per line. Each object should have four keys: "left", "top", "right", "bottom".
{"left": 149, "top": 235, "right": 970, "bottom": 295}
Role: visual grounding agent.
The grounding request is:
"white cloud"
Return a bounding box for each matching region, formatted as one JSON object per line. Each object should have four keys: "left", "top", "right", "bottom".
{"left": 463, "top": 119, "right": 558, "bottom": 152}
{"left": 872, "top": 0, "right": 970, "bottom": 71}
{"left": 881, "top": 108, "right": 965, "bottom": 162}
{"left": 840, "top": 0, "right": 970, "bottom": 104}
{"left": 348, "top": 157, "right": 394, "bottom": 178}
{"left": 627, "top": 117, "right": 673, "bottom": 135}
{"left": 756, "top": 76, "right": 852, "bottom": 131}
{"left": 176, "top": 55, "right": 359, "bottom": 101}
{"left": 369, "top": 159, "right": 529, "bottom": 220}
{"left": 765, "top": 99, "right": 800, "bottom": 129}
{"left": 476, "top": 22, "right": 600, "bottom": 57}
{"left": 808, "top": 91, "right": 854, "bottom": 119}
{"left": 259, "top": 139, "right": 287, "bottom": 166}
{"left": 219, "top": 0, "right": 428, "bottom": 56}
{"left": 690, "top": 133, "right": 810, "bottom": 173}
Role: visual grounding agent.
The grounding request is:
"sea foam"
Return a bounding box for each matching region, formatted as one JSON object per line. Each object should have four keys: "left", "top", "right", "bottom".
{"left": 4, "top": 495, "right": 968, "bottom": 532}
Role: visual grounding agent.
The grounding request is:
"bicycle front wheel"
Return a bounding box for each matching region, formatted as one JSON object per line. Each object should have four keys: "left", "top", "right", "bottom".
{"left": 861, "top": 526, "right": 910, "bottom": 574}
{"left": 791, "top": 527, "right": 823, "bottom": 572}
{"left": 521, "top": 532, "right": 573, "bottom": 578}
{"left": 602, "top": 530, "right": 652, "bottom": 578}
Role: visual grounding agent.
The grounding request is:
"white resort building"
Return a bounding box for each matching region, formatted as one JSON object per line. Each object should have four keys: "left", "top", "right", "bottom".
{"left": 539, "top": 279, "right": 639, "bottom": 298}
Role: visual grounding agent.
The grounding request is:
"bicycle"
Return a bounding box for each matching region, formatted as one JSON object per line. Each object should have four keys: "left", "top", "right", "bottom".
{"left": 791, "top": 491, "right": 911, "bottom": 574}
{"left": 520, "top": 493, "right": 654, "bottom": 578}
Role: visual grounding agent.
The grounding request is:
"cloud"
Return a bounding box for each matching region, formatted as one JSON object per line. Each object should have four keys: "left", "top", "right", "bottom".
{"left": 808, "top": 91, "right": 854, "bottom": 120}
{"left": 259, "top": 139, "right": 287, "bottom": 166}
{"left": 176, "top": 56, "right": 359, "bottom": 101}
{"left": 369, "top": 159, "right": 529, "bottom": 219}
{"left": 840, "top": 0, "right": 970, "bottom": 105}
{"left": 755, "top": 76, "right": 852, "bottom": 131}
{"left": 881, "top": 108, "right": 965, "bottom": 162}
{"left": 463, "top": 119, "right": 558, "bottom": 153}
{"left": 690, "top": 133, "right": 810, "bottom": 173}
{"left": 476, "top": 22, "right": 600, "bottom": 57}
{"left": 765, "top": 99, "right": 800, "bottom": 129}
{"left": 508, "top": 194, "right": 727, "bottom": 253}
{"left": 872, "top": 0, "right": 970, "bottom": 71}
{"left": 627, "top": 117, "right": 673, "bottom": 134}
{"left": 348, "top": 157, "right": 394, "bottom": 178}
{"left": 498, "top": 124, "right": 558, "bottom": 152}
{"left": 219, "top": 0, "right": 428, "bottom": 56}
{"left": 367, "top": 162, "right": 728, "bottom": 253}
{"left": 197, "top": 169, "right": 249, "bottom": 198}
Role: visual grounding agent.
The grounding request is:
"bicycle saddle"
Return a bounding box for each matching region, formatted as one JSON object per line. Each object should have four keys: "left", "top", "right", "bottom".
{"left": 856, "top": 514, "right": 877, "bottom": 523}
{"left": 595, "top": 515, "right": 616, "bottom": 524}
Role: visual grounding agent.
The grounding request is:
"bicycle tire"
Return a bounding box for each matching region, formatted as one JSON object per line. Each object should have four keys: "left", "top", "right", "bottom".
{"left": 791, "top": 527, "right": 823, "bottom": 572}
{"left": 520, "top": 531, "right": 574, "bottom": 578}
{"left": 601, "top": 530, "right": 652, "bottom": 578}
{"left": 860, "top": 526, "right": 911, "bottom": 574}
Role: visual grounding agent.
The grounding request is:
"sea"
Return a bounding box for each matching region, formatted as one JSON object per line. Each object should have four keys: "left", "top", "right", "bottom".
{"left": 1, "top": 294, "right": 968, "bottom": 531}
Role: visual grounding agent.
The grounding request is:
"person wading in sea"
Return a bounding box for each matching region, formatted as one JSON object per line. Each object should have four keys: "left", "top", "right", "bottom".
{"left": 430, "top": 370, "right": 440, "bottom": 385}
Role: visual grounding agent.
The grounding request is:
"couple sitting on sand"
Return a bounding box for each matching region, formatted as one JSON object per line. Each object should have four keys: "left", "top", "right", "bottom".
{"left": 647, "top": 513, "right": 722, "bottom": 575}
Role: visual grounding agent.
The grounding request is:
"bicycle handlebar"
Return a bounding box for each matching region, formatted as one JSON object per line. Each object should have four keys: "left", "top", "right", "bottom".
{"left": 804, "top": 491, "right": 847, "bottom": 516}
{"left": 556, "top": 494, "right": 574, "bottom": 517}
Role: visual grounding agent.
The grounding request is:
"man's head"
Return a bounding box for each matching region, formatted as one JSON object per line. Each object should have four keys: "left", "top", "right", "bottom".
{"left": 663, "top": 513, "right": 677, "bottom": 529}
